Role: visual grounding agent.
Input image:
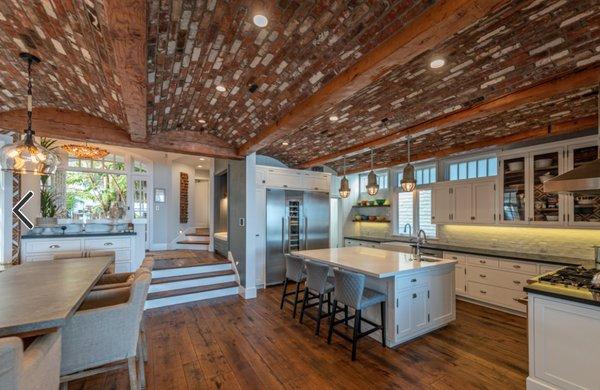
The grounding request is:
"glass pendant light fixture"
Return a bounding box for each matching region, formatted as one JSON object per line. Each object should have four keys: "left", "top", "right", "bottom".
{"left": 0, "top": 53, "right": 59, "bottom": 175}
{"left": 338, "top": 156, "right": 350, "bottom": 198}
{"left": 366, "top": 149, "right": 379, "bottom": 196}
{"left": 401, "top": 135, "right": 416, "bottom": 192}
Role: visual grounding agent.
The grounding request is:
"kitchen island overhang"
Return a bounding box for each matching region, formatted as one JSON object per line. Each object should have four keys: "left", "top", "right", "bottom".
{"left": 293, "top": 247, "right": 457, "bottom": 347}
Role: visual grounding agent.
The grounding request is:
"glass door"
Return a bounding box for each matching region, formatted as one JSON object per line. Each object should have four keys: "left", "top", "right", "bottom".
{"left": 568, "top": 143, "right": 600, "bottom": 226}
{"left": 501, "top": 156, "right": 527, "bottom": 223}
{"left": 530, "top": 150, "right": 562, "bottom": 224}
{"left": 132, "top": 177, "right": 150, "bottom": 248}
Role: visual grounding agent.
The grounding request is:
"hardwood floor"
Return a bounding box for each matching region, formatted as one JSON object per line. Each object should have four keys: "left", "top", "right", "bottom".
{"left": 149, "top": 250, "right": 229, "bottom": 270}
{"left": 70, "top": 287, "right": 528, "bottom": 389}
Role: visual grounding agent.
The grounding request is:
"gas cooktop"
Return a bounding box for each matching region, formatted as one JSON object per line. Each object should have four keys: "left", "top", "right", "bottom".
{"left": 538, "top": 266, "right": 600, "bottom": 291}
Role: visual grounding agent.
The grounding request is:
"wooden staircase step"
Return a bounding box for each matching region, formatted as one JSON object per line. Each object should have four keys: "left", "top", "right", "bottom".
{"left": 147, "top": 281, "right": 239, "bottom": 300}
{"left": 177, "top": 240, "right": 209, "bottom": 245}
{"left": 186, "top": 233, "right": 210, "bottom": 237}
{"left": 152, "top": 270, "right": 235, "bottom": 285}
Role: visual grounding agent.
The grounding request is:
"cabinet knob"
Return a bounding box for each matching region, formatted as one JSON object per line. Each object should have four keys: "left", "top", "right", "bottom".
{"left": 471, "top": 216, "right": 475, "bottom": 220}
{"left": 480, "top": 290, "right": 487, "bottom": 294}
{"left": 479, "top": 274, "right": 487, "bottom": 278}
{"left": 412, "top": 293, "right": 417, "bottom": 299}
{"left": 410, "top": 278, "right": 417, "bottom": 283}
{"left": 49, "top": 244, "right": 60, "bottom": 249}
{"left": 513, "top": 280, "right": 521, "bottom": 285}
{"left": 479, "top": 260, "right": 486, "bottom": 264}
{"left": 104, "top": 242, "right": 114, "bottom": 246}
{"left": 513, "top": 264, "right": 521, "bottom": 269}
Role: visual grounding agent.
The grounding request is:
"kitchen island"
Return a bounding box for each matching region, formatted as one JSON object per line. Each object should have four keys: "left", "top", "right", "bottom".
{"left": 293, "top": 247, "right": 457, "bottom": 347}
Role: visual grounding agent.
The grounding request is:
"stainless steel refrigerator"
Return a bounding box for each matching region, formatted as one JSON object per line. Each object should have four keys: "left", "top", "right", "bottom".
{"left": 266, "top": 189, "right": 330, "bottom": 285}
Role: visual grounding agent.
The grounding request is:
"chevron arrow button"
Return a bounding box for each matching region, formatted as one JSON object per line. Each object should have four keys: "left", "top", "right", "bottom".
{"left": 12, "top": 190, "right": 34, "bottom": 229}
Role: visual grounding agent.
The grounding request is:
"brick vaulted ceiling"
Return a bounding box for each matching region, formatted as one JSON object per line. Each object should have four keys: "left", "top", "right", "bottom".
{"left": 0, "top": 1, "right": 598, "bottom": 167}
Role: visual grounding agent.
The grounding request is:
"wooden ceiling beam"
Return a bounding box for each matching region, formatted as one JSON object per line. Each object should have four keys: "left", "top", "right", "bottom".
{"left": 341, "top": 115, "right": 597, "bottom": 175}
{"left": 105, "top": 0, "right": 148, "bottom": 142}
{"left": 0, "top": 108, "right": 240, "bottom": 159}
{"left": 302, "top": 65, "right": 600, "bottom": 168}
{"left": 238, "top": 0, "right": 507, "bottom": 156}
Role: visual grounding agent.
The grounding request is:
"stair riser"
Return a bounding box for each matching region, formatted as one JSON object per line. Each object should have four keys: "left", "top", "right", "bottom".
{"left": 149, "top": 275, "right": 236, "bottom": 292}
{"left": 152, "top": 263, "right": 232, "bottom": 278}
{"left": 144, "top": 287, "right": 239, "bottom": 310}
{"left": 174, "top": 244, "right": 210, "bottom": 250}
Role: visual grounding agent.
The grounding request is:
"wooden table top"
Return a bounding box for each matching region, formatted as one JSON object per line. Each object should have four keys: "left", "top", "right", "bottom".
{"left": 0, "top": 257, "right": 112, "bottom": 337}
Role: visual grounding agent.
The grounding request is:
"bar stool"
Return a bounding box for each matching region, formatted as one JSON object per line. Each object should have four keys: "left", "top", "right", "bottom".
{"left": 279, "top": 254, "right": 306, "bottom": 318}
{"left": 298, "top": 261, "right": 334, "bottom": 336}
{"left": 327, "top": 269, "right": 386, "bottom": 361}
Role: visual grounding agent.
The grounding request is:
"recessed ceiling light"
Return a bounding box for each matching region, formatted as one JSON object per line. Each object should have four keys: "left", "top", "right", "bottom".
{"left": 282, "top": 141, "right": 289, "bottom": 146}
{"left": 198, "top": 119, "right": 206, "bottom": 124}
{"left": 199, "top": 157, "right": 205, "bottom": 161}
{"left": 197, "top": 165, "right": 203, "bottom": 168}
{"left": 329, "top": 115, "right": 339, "bottom": 122}
{"left": 216, "top": 85, "right": 226, "bottom": 92}
{"left": 253, "top": 14, "right": 268, "bottom": 27}
{"left": 429, "top": 58, "right": 445, "bottom": 69}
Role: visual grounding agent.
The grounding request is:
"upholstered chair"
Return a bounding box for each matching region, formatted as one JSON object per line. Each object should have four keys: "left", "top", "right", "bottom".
{"left": 0, "top": 331, "right": 61, "bottom": 390}
{"left": 59, "top": 270, "right": 151, "bottom": 390}
{"left": 92, "top": 257, "right": 154, "bottom": 291}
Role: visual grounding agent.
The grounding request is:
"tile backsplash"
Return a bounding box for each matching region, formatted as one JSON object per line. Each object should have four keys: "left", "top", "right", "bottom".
{"left": 437, "top": 225, "right": 600, "bottom": 260}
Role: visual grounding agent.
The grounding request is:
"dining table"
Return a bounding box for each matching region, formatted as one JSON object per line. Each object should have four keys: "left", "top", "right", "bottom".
{"left": 0, "top": 257, "right": 112, "bottom": 338}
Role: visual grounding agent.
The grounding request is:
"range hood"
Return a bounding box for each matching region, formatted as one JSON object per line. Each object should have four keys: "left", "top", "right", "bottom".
{"left": 544, "top": 88, "right": 600, "bottom": 195}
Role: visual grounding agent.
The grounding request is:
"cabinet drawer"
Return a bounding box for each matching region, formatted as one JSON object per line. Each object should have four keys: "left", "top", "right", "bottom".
{"left": 443, "top": 251, "right": 466, "bottom": 265}
{"left": 467, "top": 266, "right": 531, "bottom": 291}
{"left": 25, "top": 239, "right": 81, "bottom": 254}
{"left": 396, "top": 273, "right": 428, "bottom": 290}
{"left": 467, "top": 281, "right": 527, "bottom": 312}
{"left": 499, "top": 259, "right": 538, "bottom": 275}
{"left": 466, "top": 255, "right": 499, "bottom": 269}
{"left": 84, "top": 237, "right": 130, "bottom": 250}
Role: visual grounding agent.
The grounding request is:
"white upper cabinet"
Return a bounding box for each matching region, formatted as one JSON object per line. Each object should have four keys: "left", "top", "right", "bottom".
{"left": 431, "top": 178, "right": 497, "bottom": 225}
{"left": 453, "top": 183, "right": 473, "bottom": 223}
{"left": 472, "top": 180, "right": 497, "bottom": 224}
{"left": 255, "top": 165, "right": 331, "bottom": 193}
{"left": 431, "top": 186, "right": 452, "bottom": 224}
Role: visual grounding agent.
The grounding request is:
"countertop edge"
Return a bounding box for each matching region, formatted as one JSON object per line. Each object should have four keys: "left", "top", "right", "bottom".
{"left": 22, "top": 232, "right": 137, "bottom": 239}
{"left": 525, "top": 286, "right": 600, "bottom": 308}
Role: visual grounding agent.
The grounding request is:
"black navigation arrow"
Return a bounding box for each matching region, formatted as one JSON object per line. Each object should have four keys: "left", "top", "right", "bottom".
{"left": 13, "top": 190, "right": 34, "bottom": 229}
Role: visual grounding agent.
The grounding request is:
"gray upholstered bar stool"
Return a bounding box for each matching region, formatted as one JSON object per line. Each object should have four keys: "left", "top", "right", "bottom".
{"left": 298, "top": 261, "right": 334, "bottom": 336}
{"left": 279, "top": 254, "right": 306, "bottom": 318}
{"left": 327, "top": 269, "right": 386, "bottom": 361}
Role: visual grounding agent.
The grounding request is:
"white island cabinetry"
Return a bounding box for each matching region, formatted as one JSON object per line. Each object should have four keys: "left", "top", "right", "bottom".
{"left": 293, "top": 247, "right": 456, "bottom": 347}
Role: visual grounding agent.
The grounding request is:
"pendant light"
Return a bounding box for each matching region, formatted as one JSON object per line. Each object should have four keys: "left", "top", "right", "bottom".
{"left": 0, "top": 53, "right": 59, "bottom": 175}
{"left": 366, "top": 149, "right": 379, "bottom": 196}
{"left": 339, "top": 156, "right": 350, "bottom": 198}
{"left": 401, "top": 135, "right": 416, "bottom": 192}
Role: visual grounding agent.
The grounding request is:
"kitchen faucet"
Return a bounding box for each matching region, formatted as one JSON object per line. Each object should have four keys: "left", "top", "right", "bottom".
{"left": 415, "top": 229, "right": 427, "bottom": 257}
{"left": 403, "top": 223, "right": 412, "bottom": 235}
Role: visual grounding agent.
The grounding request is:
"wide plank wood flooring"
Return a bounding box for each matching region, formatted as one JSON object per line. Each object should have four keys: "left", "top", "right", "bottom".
{"left": 70, "top": 287, "right": 528, "bottom": 389}
{"left": 150, "top": 250, "right": 229, "bottom": 270}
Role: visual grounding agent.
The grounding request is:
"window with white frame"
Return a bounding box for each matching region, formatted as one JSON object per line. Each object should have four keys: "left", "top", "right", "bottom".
{"left": 396, "top": 190, "right": 436, "bottom": 238}
{"left": 359, "top": 171, "right": 388, "bottom": 194}
{"left": 447, "top": 156, "right": 497, "bottom": 181}
{"left": 398, "top": 166, "right": 436, "bottom": 186}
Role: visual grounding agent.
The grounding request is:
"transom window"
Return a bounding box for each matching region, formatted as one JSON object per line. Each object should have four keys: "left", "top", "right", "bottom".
{"left": 398, "top": 166, "right": 436, "bottom": 186}
{"left": 447, "top": 156, "right": 497, "bottom": 181}
{"left": 68, "top": 153, "right": 126, "bottom": 172}
{"left": 359, "top": 172, "right": 389, "bottom": 194}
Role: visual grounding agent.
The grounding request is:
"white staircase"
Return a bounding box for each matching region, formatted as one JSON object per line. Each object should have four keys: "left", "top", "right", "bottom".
{"left": 145, "top": 259, "right": 238, "bottom": 310}
{"left": 172, "top": 227, "right": 211, "bottom": 250}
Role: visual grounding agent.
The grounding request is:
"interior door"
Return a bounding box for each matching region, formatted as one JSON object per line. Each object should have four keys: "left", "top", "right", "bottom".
{"left": 303, "top": 191, "right": 330, "bottom": 250}
{"left": 132, "top": 176, "right": 150, "bottom": 249}
{"left": 266, "top": 189, "right": 286, "bottom": 285}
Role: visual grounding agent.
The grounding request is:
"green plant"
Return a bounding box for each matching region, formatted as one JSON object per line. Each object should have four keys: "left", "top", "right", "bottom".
{"left": 39, "top": 137, "right": 59, "bottom": 188}
{"left": 40, "top": 187, "right": 58, "bottom": 218}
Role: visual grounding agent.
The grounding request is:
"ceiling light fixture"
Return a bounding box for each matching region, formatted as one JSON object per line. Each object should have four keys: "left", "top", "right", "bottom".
{"left": 62, "top": 143, "right": 109, "bottom": 160}
{"left": 329, "top": 115, "right": 339, "bottom": 122}
{"left": 366, "top": 150, "right": 379, "bottom": 196}
{"left": 198, "top": 119, "right": 206, "bottom": 124}
{"left": 199, "top": 157, "right": 205, "bottom": 161}
{"left": 429, "top": 58, "right": 445, "bottom": 69}
{"left": 216, "top": 85, "right": 226, "bottom": 92}
{"left": 282, "top": 141, "right": 289, "bottom": 146}
{"left": 0, "top": 53, "right": 59, "bottom": 175}
{"left": 253, "top": 14, "right": 268, "bottom": 27}
{"left": 401, "top": 134, "right": 416, "bottom": 192}
{"left": 339, "top": 156, "right": 350, "bottom": 199}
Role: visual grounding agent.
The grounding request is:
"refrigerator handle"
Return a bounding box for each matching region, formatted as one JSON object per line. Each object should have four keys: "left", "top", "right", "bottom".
{"left": 281, "top": 217, "right": 285, "bottom": 254}
{"left": 304, "top": 216, "right": 308, "bottom": 250}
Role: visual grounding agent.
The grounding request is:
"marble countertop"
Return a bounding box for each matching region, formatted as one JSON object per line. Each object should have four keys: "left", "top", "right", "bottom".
{"left": 292, "top": 247, "right": 456, "bottom": 278}
{"left": 525, "top": 282, "right": 600, "bottom": 308}
{"left": 22, "top": 231, "right": 136, "bottom": 239}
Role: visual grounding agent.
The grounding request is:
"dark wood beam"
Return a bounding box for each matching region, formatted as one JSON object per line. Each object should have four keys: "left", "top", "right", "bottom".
{"left": 238, "top": 0, "right": 507, "bottom": 156}
{"left": 302, "top": 66, "right": 600, "bottom": 168}
{"left": 342, "top": 115, "right": 597, "bottom": 175}
{"left": 105, "top": 0, "right": 147, "bottom": 142}
{"left": 0, "top": 108, "right": 240, "bottom": 159}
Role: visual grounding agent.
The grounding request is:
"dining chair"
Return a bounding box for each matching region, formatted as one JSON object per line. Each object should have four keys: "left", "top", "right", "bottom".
{"left": 0, "top": 331, "right": 61, "bottom": 390}
{"left": 53, "top": 250, "right": 116, "bottom": 273}
{"left": 59, "top": 270, "right": 151, "bottom": 390}
{"left": 92, "top": 257, "right": 154, "bottom": 291}
{"left": 327, "top": 269, "right": 386, "bottom": 361}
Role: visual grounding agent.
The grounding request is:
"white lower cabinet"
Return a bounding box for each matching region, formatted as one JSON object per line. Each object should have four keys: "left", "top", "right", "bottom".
{"left": 527, "top": 294, "right": 600, "bottom": 389}
{"left": 393, "top": 266, "right": 455, "bottom": 344}
{"left": 444, "top": 250, "right": 567, "bottom": 314}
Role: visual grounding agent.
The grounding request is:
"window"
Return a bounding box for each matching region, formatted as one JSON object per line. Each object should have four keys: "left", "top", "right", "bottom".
{"left": 133, "top": 160, "right": 149, "bottom": 173}
{"left": 448, "top": 156, "right": 497, "bottom": 181}
{"left": 359, "top": 172, "right": 388, "bottom": 193}
{"left": 68, "top": 153, "right": 125, "bottom": 171}
{"left": 396, "top": 189, "right": 436, "bottom": 238}
{"left": 398, "top": 166, "right": 436, "bottom": 187}
{"left": 65, "top": 171, "right": 127, "bottom": 218}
